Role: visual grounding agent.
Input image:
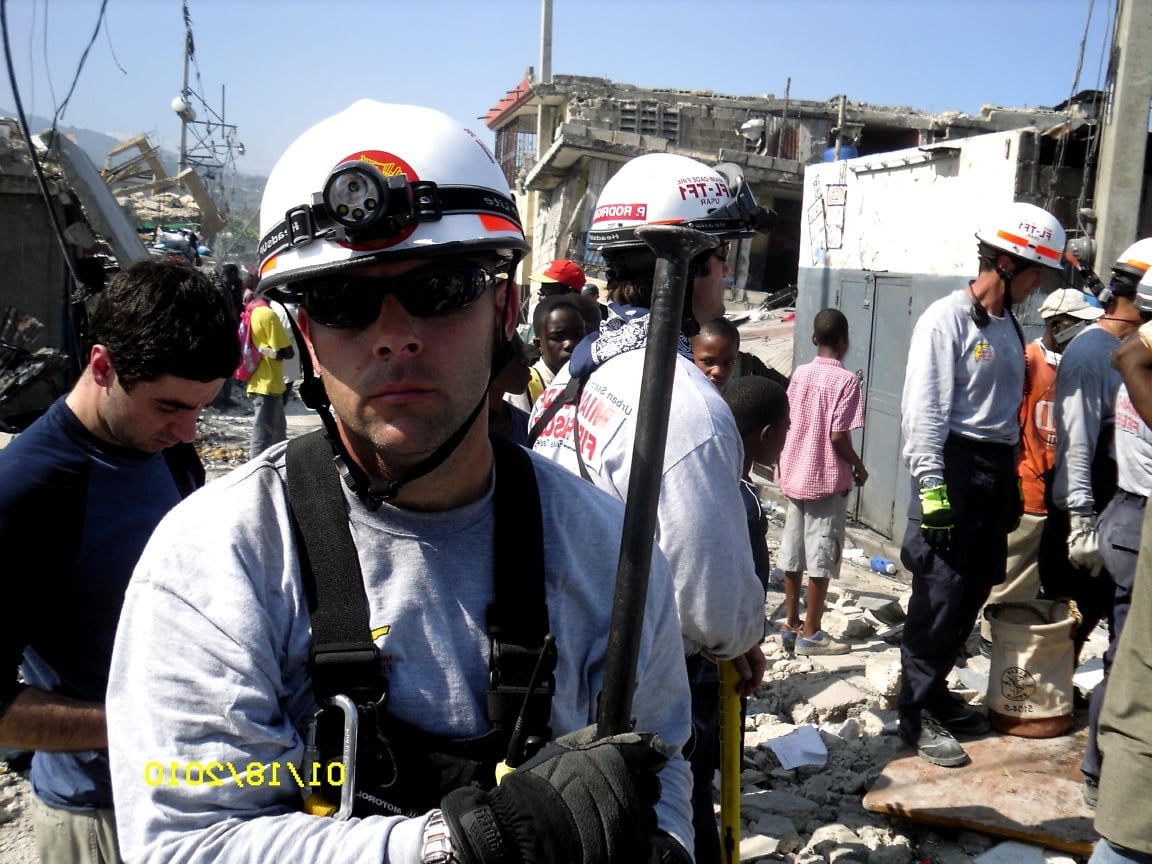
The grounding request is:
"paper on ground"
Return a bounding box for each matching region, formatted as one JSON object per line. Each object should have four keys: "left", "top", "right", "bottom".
{"left": 765, "top": 724, "right": 827, "bottom": 770}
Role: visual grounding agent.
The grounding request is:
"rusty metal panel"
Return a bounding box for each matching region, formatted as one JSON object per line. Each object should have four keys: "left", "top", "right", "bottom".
{"left": 864, "top": 723, "right": 1096, "bottom": 857}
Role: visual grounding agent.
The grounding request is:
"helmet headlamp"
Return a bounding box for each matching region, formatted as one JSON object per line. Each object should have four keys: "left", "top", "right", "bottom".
{"left": 321, "top": 162, "right": 415, "bottom": 236}
{"left": 258, "top": 163, "right": 522, "bottom": 275}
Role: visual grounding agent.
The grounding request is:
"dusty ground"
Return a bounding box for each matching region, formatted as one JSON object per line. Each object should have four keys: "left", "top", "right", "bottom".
{"left": 0, "top": 394, "right": 1103, "bottom": 863}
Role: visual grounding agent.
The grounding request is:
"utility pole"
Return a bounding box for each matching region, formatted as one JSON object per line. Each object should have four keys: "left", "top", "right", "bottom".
{"left": 178, "top": 31, "right": 190, "bottom": 172}
{"left": 529, "top": 0, "right": 554, "bottom": 269}
{"left": 536, "top": 0, "right": 554, "bottom": 165}
{"left": 1092, "top": 1, "right": 1152, "bottom": 272}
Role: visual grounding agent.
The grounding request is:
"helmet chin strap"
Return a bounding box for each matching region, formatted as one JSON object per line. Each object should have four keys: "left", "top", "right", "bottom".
{"left": 971, "top": 257, "right": 1019, "bottom": 326}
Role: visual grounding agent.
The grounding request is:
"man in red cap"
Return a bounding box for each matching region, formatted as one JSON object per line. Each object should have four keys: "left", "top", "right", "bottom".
{"left": 531, "top": 258, "right": 587, "bottom": 296}
{"left": 526, "top": 259, "right": 589, "bottom": 342}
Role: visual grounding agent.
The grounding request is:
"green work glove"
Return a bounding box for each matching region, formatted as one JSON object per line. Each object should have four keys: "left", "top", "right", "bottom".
{"left": 919, "top": 481, "right": 953, "bottom": 551}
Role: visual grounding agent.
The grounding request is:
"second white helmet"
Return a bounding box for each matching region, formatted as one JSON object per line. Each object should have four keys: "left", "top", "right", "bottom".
{"left": 588, "top": 153, "right": 775, "bottom": 254}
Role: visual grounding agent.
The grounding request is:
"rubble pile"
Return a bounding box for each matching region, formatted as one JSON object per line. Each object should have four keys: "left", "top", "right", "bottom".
{"left": 0, "top": 762, "right": 36, "bottom": 862}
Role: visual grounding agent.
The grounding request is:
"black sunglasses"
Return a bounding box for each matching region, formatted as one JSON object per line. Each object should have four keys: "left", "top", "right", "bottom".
{"left": 299, "top": 265, "right": 498, "bottom": 328}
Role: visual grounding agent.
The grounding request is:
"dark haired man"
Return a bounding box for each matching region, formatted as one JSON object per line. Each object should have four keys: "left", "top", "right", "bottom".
{"left": 898, "top": 202, "right": 1066, "bottom": 768}
{"left": 0, "top": 260, "right": 238, "bottom": 863}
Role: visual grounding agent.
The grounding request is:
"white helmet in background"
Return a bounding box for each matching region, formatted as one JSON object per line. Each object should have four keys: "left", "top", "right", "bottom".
{"left": 975, "top": 201, "right": 1066, "bottom": 271}
{"left": 257, "top": 100, "right": 528, "bottom": 298}
{"left": 588, "top": 153, "right": 775, "bottom": 256}
{"left": 1114, "top": 237, "right": 1152, "bottom": 282}
{"left": 1122, "top": 238, "right": 1152, "bottom": 313}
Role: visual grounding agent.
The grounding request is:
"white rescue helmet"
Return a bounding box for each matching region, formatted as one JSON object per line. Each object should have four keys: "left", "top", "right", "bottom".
{"left": 257, "top": 101, "right": 528, "bottom": 297}
{"left": 1122, "top": 238, "right": 1152, "bottom": 313}
{"left": 975, "top": 201, "right": 1066, "bottom": 271}
{"left": 1114, "top": 237, "right": 1152, "bottom": 282}
{"left": 588, "top": 153, "right": 775, "bottom": 253}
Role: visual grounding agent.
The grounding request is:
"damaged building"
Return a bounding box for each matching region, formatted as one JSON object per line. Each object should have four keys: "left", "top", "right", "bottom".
{"left": 485, "top": 73, "right": 1096, "bottom": 304}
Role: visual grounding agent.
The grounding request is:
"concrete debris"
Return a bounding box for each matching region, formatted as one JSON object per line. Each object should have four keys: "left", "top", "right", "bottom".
{"left": 710, "top": 501, "right": 1102, "bottom": 863}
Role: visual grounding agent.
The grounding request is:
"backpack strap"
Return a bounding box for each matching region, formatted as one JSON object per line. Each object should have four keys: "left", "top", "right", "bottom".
{"left": 525, "top": 374, "right": 593, "bottom": 482}
{"left": 286, "top": 429, "right": 554, "bottom": 741}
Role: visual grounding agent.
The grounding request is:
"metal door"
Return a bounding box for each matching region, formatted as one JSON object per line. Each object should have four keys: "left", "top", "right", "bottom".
{"left": 857, "top": 275, "right": 916, "bottom": 538}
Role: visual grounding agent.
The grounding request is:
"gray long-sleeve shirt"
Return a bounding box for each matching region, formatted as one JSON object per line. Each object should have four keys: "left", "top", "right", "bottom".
{"left": 1051, "top": 324, "right": 1121, "bottom": 514}
{"left": 531, "top": 346, "right": 767, "bottom": 659}
{"left": 106, "top": 444, "right": 692, "bottom": 863}
{"left": 901, "top": 289, "right": 1024, "bottom": 481}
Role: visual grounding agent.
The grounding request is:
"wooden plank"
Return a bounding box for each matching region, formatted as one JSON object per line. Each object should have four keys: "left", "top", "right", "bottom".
{"left": 862, "top": 723, "right": 1097, "bottom": 857}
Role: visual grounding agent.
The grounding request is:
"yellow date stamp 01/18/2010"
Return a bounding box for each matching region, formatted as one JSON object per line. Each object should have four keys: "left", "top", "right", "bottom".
{"left": 143, "top": 760, "right": 346, "bottom": 789}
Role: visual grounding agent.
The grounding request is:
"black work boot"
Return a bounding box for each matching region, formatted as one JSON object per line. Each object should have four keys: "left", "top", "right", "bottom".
{"left": 900, "top": 715, "right": 970, "bottom": 767}
{"left": 930, "top": 698, "right": 992, "bottom": 737}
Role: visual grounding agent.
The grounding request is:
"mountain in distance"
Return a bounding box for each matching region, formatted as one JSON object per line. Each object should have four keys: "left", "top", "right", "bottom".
{"left": 0, "top": 107, "right": 266, "bottom": 212}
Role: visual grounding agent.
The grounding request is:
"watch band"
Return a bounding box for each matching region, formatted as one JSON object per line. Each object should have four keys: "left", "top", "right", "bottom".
{"left": 421, "top": 811, "right": 460, "bottom": 864}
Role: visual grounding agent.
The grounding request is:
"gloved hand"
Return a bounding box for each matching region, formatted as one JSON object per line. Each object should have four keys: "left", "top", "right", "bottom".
{"left": 1067, "top": 513, "right": 1103, "bottom": 576}
{"left": 440, "top": 726, "right": 682, "bottom": 864}
{"left": 919, "top": 482, "right": 953, "bottom": 551}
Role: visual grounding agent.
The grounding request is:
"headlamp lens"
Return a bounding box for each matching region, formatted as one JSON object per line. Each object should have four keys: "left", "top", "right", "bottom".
{"left": 300, "top": 266, "right": 497, "bottom": 329}
{"left": 323, "top": 164, "right": 386, "bottom": 230}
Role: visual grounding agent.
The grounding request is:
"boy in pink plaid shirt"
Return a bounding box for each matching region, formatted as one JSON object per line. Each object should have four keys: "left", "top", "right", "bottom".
{"left": 777, "top": 308, "right": 868, "bottom": 655}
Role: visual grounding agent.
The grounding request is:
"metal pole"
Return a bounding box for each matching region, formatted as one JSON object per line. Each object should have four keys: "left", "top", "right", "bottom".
{"left": 178, "top": 27, "right": 190, "bottom": 172}
{"left": 1093, "top": 1, "right": 1152, "bottom": 271}
{"left": 834, "top": 94, "right": 846, "bottom": 162}
{"left": 719, "top": 660, "right": 742, "bottom": 864}
{"left": 596, "top": 225, "right": 715, "bottom": 737}
{"left": 539, "top": 0, "right": 552, "bottom": 84}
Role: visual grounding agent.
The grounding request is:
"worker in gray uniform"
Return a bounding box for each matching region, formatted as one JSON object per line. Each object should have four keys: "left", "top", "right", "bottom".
{"left": 898, "top": 201, "right": 1066, "bottom": 767}
{"left": 1090, "top": 316, "right": 1152, "bottom": 864}
{"left": 1051, "top": 240, "right": 1152, "bottom": 808}
{"left": 1040, "top": 239, "right": 1152, "bottom": 659}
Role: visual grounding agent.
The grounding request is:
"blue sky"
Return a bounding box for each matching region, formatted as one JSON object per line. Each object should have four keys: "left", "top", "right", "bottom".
{"left": 0, "top": 0, "right": 1115, "bottom": 177}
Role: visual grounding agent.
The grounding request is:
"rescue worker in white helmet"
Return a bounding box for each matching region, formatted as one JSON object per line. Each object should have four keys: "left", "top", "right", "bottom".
{"left": 1038, "top": 237, "right": 1152, "bottom": 807}
{"left": 898, "top": 201, "right": 1066, "bottom": 768}
{"left": 528, "top": 151, "right": 776, "bottom": 864}
{"left": 106, "top": 101, "right": 694, "bottom": 864}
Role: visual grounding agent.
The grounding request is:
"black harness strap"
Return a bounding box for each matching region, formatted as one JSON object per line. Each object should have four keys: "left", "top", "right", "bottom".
{"left": 288, "top": 431, "right": 383, "bottom": 703}
{"left": 286, "top": 429, "right": 553, "bottom": 737}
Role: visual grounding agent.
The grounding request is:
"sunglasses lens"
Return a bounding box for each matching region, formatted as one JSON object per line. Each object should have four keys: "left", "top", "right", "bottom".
{"left": 302, "top": 267, "right": 494, "bottom": 328}
{"left": 304, "top": 281, "right": 381, "bottom": 328}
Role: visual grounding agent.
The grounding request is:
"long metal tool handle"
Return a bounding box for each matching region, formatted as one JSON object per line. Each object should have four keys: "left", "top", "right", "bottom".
{"left": 597, "top": 224, "right": 716, "bottom": 737}
{"left": 719, "top": 660, "right": 742, "bottom": 863}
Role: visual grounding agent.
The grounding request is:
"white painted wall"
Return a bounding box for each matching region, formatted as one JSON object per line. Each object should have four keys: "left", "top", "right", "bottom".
{"left": 800, "top": 129, "right": 1032, "bottom": 278}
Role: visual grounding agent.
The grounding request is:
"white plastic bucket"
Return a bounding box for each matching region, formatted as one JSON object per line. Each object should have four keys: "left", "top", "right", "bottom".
{"left": 984, "top": 599, "right": 1079, "bottom": 738}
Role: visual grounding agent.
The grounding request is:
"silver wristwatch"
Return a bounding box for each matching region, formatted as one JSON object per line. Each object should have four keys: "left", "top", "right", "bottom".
{"left": 421, "top": 811, "right": 460, "bottom": 864}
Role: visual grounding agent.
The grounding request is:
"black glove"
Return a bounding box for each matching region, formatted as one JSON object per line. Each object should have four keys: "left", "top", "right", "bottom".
{"left": 919, "top": 481, "right": 953, "bottom": 551}
{"left": 440, "top": 726, "right": 673, "bottom": 864}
